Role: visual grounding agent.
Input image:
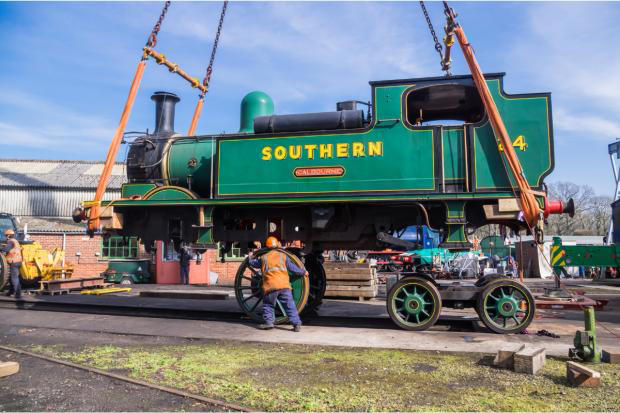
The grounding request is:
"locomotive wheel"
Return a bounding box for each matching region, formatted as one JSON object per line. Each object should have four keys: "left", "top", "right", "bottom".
{"left": 234, "top": 248, "right": 309, "bottom": 324}
{"left": 476, "top": 279, "right": 535, "bottom": 334}
{"left": 303, "top": 253, "right": 326, "bottom": 312}
{"left": 387, "top": 276, "right": 441, "bottom": 331}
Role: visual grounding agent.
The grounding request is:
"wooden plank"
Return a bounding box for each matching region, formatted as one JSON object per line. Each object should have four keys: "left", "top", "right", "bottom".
{"left": 326, "top": 285, "right": 377, "bottom": 292}
{"left": 0, "top": 361, "right": 19, "bottom": 378}
{"left": 567, "top": 361, "right": 601, "bottom": 387}
{"left": 327, "top": 280, "right": 376, "bottom": 286}
{"left": 326, "top": 273, "right": 374, "bottom": 280}
{"left": 323, "top": 262, "right": 370, "bottom": 269}
{"left": 324, "top": 290, "right": 377, "bottom": 298}
{"left": 514, "top": 347, "right": 546, "bottom": 375}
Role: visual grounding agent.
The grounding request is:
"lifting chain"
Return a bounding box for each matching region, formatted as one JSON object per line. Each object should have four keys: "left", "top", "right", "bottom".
{"left": 202, "top": 1, "right": 228, "bottom": 92}
{"left": 419, "top": 1, "right": 452, "bottom": 76}
{"left": 146, "top": 1, "right": 171, "bottom": 49}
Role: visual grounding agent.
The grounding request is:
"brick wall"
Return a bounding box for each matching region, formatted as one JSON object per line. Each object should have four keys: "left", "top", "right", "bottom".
{"left": 205, "top": 249, "right": 242, "bottom": 286}
{"left": 27, "top": 233, "right": 242, "bottom": 284}
{"left": 28, "top": 233, "right": 108, "bottom": 277}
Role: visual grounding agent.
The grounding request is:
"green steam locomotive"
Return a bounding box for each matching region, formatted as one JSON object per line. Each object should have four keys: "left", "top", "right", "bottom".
{"left": 78, "top": 72, "right": 566, "bottom": 333}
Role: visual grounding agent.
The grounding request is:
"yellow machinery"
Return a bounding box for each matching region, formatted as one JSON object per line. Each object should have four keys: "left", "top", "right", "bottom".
{"left": 18, "top": 242, "right": 74, "bottom": 287}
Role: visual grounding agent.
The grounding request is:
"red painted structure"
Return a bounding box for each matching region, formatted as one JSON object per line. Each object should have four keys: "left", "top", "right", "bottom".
{"left": 154, "top": 241, "right": 211, "bottom": 285}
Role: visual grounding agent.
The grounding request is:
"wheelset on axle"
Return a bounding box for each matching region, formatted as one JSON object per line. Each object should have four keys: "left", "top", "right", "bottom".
{"left": 475, "top": 279, "right": 535, "bottom": 334}
{"left": 387, "top": 276, "right": 442, "bottom": 331}
{"left": 386, "top": 275, "right": 535, "bottom": 334}
{"left": 233, "top": 248, "right": 326, "bottom": 324}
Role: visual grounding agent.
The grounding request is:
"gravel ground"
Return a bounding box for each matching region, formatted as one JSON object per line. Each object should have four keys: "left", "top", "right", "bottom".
{"left": 0, "top": 328, "right": 226, "bottom": 412}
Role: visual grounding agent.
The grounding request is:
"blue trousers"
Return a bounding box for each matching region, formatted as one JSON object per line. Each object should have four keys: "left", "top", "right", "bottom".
{"left": 7, "top": 264, "right": 21, "bottom": 298}
{"left": 263, "top": 289, "right": 301, "bottom": 326}
{"left": 180, "top": 265, "right": 189, "bottom": 285}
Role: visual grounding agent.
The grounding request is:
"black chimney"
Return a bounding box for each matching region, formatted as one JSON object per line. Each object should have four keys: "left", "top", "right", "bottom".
{"left": 151, "top": 91, "right": 180, "bottom": 135}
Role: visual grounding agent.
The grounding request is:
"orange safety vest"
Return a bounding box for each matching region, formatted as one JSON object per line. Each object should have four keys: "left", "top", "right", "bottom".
{"left": 260, "top": 250, "right": 291, "bottom": 293}
{"left": 6, "top": 238, "right": 22, "bottom": 264}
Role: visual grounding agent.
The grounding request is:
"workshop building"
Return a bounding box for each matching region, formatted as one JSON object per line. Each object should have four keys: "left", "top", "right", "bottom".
{"left": 0, "top": 159, "right": 241, "bottom": 283}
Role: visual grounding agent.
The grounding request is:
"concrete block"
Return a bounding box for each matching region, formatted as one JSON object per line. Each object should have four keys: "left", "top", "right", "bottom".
{"left": 567, "top": 361, "right": 601, "bottom": 387}
{"left": 602, "top": 349, "right": 620, "bottom": 364}
{"left": 514, "top": 347, "right": 546, "bottom": 374}
{"left": 493, "top": 343, "right": 526, "bottom": 369}
{"left": 0, "top": 361, "right": 19, "bottom": 378}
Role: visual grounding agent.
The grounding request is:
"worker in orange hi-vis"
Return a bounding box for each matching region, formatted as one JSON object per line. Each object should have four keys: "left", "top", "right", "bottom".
{"left": 248, "top": 236, "right": 308, "bottom": 332}
{"left": 2, "top": 229, "right": 22, "bottom": 299}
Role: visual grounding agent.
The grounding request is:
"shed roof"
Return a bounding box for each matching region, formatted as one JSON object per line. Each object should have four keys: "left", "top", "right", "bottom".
{"left": 0, "top": 159, "right": 126, "bottom": 189}
{"left": 19, "top": 216, "right": 86, "bottom": 234}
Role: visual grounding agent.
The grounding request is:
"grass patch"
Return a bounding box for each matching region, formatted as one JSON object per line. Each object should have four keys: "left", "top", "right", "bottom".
{"left": 26, "top": 341, "right": 620, "bottom": 411}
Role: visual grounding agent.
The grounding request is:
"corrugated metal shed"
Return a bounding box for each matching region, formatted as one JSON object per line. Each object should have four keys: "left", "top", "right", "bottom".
{"left": 0, "top": 159, "right": 126, "bottom": 217}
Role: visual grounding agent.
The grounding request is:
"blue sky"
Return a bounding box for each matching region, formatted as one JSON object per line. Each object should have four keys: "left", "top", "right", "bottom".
{"left": 1, "top": 1, "right": 619, "bottom": 196}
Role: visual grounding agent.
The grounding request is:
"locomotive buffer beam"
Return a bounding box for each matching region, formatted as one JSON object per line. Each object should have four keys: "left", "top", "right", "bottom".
{"left": 377, "top": 232, "right": 420, "bottom": 250}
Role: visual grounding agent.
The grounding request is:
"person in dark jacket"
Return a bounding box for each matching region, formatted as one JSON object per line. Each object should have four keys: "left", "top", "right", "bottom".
{"left": 248, "top": 236, "right": 308, "bottom": 332}
{"left": 179, "top": 244, "right": 191, "bottom": 285}
{"left": 2, "top": 229, "right": 22, "bottom": 299}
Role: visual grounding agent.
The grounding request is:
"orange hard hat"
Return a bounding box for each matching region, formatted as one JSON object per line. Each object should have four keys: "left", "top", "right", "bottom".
{"left": 4, "top": 229, "right": 15, "bottom": 236}
{"left": 266, "top": 236, "right": 279, "bottom": 248}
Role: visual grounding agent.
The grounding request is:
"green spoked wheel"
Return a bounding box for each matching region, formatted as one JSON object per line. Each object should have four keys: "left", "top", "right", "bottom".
{"left": 234, "top": 248, "right": 309, "bottom": 324}
{"left": 476, "top": 279, "right": 535, "bottom": 334}
{"left": 387, "top": 276, "right": 442, "bottom": 331}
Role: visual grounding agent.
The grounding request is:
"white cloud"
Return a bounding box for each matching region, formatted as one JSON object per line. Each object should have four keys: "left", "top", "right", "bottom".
{"left": 554, "top": 107, "right": 620, "bottom": 140}
{"left": 510, "top": 3, "right": 620, "bottom": 116}
{"left": 0, "top": 89, "right": 115, "bottom": 151}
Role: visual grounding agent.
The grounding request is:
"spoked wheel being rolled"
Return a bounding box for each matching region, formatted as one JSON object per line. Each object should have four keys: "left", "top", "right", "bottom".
{"left": 387, "top": 276, "right": 442, "bottom": 331}
{"left": 0, "top": 253, "right": 8, "bottom": 291}
{"left": 476, "top": 279, "right": 535, "bottom": 334}
{"left": 234, "top": 248, "right": 309, "bottom": 324}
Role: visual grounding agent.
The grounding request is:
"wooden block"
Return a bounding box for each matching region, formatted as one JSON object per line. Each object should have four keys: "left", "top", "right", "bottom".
{"left": 493, "top": 343, "right": 525, "bottom": 369}
{"left": 325, "top": 285, "right": 377, "bottom": 292}
{"left": 602, "top": 349, "right": 620, "bottom": 364}
{"left": 567, "top": 361, "right": 601, "bottom": 387}
{"left": 324, "top": 289, "right": 377, "bottom": 298}
{"left": 514, "top": 347, "right": 546, "bottom": 375}
{"left": 327, "top": 280, "right": 375, "bottom": 287}
{"left": 323, "top": 262, "right": 369, "bottom": 270}
{"left": 0, "top": 361, "right": 19, "bottom": 378}
{"left": 325, "top": 273, "right": 373, "bottom": 281}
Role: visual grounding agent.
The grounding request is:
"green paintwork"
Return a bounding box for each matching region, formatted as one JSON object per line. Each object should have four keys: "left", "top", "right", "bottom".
{"left": 196, "top": 207, "right": 215, "bottom": 247}
{"left": 441, "top": 200, "right": 469, "bottom": 248}
{"left": 122, "top": 74, "right": 551, "bottom": 206}
{"left": 551, "top": 237, "right": 620, "bottom": 268}
{"left": 113, "top": 188, "right": 530, "bottom": 206}
{"left": 473, "top": 79, "right": 551, "bottom": 190}
{"left": 104, "top": 259, "right": 152, "bottom": 284}
{"left": 144, "top": 188, "right": 195, "bottom": 201}
{"left": 480, "top": 235, "right": 514, "bottom": 258}
{"left": 442, "top": 128, "right": 466, "bottom": 181}
{"left": 121, "top": 183, "right": 157, "bottom": 198}
{"left": 239, "top": 91, "right": 274, "bottom": 133}
{"left": 166, "top": 138, "right": 215, "bottom": 196}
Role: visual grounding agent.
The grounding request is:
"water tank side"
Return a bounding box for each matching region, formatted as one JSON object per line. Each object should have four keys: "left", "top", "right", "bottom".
{"left": 239, "top": 91, "right": 274, "bottom": 133}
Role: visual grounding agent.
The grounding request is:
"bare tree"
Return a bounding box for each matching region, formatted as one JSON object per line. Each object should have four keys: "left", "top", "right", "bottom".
{"left": 545, "top": 182, "right": 610, "bottom": 236}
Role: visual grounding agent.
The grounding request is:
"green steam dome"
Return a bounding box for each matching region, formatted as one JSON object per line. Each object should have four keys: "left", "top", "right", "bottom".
{"left": 239, "top": 91, "right": 274, "bottom": 133}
